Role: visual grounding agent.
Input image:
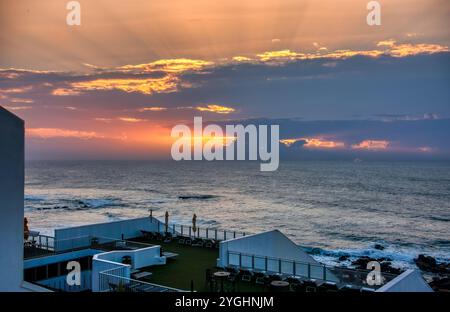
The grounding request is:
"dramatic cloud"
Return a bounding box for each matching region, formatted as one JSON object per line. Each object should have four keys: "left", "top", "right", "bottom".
{"left": 1, "top": 39, "right": 448, "bottom": 160}
{"left": 68, "top": 76, "right": 180, "bottom": 95}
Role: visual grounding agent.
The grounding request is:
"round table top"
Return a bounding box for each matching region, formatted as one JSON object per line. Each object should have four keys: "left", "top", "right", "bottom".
{"left": 270, "top": 280, "right": 290, "bottom": 287}
{"left": 214, "top": 271, "right": 231, "bottom": 277}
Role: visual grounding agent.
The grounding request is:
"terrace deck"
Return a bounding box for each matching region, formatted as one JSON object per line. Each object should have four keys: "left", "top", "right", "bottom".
{"left": 131, "top": 237, "right": 267, "bottom": 292}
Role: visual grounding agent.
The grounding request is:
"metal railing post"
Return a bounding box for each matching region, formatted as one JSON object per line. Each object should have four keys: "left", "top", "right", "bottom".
{"left": 293, "top": 261, "right": 296, "bottom": 276}
{"left": 224, "top": 231, "right": 227, "bottom": 240}
{"left": 308, "top": 263, "right": 311, "bottom": 279}
{"left": 279, "top": 260, "right": 282, "bottom": 274}
{"left": 206, "top": 228, "right": 209, "bottom": 239}
{"left": 181, "top": 225, "right": 184, "bottom": 236}
{"left": 265, "top": 257, "right": 268, "bottom": 272}
{"left": 215, "top": 229, "right": 217, "bottom": 240}
{"left": 323, "top": 265, "right": 327, "bottom": 281}
{"left": 252, "top": 255, "right": 255, "bottom": 270}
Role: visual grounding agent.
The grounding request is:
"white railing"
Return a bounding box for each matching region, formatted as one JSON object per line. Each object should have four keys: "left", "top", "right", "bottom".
{"left": 98, "top": 267, "right": 184, "bottom": 292}
{"left": 161, "top": 223, "right": 247, "bottom": 241}
{"left": 226, "top": 251, "right": 398, "bottom": 289}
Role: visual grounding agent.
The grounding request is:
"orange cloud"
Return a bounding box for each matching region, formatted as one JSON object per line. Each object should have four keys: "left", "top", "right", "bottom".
{"left": 304, "top": 138, "right": 345, "bottom": 149}
{"left": 377, "top": 39, "right": 396, "bottom": 48}
{"left": 94, "top": 118, "right": 113, "bottom": 123}
{"left": 254, "top": 41, "right": 448, "bottom": 64}
{"left": 351, "top": 140, "right": 389, "bottom": 150}
{"left": 118, "top": 58, "right": 213, "bottom": 73}
{"left": 118, "top": 117, "right": 146, "bottom": 123}
{"left": 0, "top": 86, "right": 33, "bottom": 94}
{"left": 388, "top": 43, "right": 449, "bottom": 57}
{"left": 10, "top": 98, "right": 33, "bottom": 103}
{"left": 280, "top": 137, "right": 345, "bottom": 149}
{"left": 196, "top": 104, "right": 235, "bottom": 114}
{"left": 68, "top": 76, "right": 179, "bottom": 95}
{"left": 138, "top": 106, "right": 167, "bottom": 112}
{"left": 52, "top": 88, "right": 81, "bottom": 96}
{"left": 26, "top": 128, "right": 103, "bottom": 139}
{"left": 232, "top": 56, "right": 253, "bottom": 62}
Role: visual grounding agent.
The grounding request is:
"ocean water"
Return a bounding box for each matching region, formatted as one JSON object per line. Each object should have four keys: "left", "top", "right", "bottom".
{"left": 25, "top": 160, "right": 450, "bottom": 268}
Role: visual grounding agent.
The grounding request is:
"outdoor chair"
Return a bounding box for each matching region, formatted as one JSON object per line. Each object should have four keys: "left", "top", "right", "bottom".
{"left": 240, "top": 269, "right": 253, "bottom": 282}
{"left": 140, "top": 230, "right": 153, "bottom": 240}
{"left": 254, "top": 272, "right": 266, "bottom": 285}
{"left": 163, "top": 233, "right": 173, "bottom": 243}
{"left": 318, "top": 281, "right": 339, "bottom": 292}
{"left": 303, "top": 280, "right": 317, "bottom": 292}
{"left": 269, "top": 274, "right": 282, "bottom": 281}
{"left": 339, "top": 284, "right": 361, "bottom": 293}
{"left": 291, "top": 281, "right": 305, "bottom": 292}
{"left": 192, "top": 239, "right": 204, "bottom": 247}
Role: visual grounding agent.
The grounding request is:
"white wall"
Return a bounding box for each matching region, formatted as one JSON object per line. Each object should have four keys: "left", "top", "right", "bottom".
{"left": 218, "top": 230, "right": 338, "bottom": 281}
{"left": 0, "top": 107, "right": 25, "bottom": 291}
{"left": 376, "top": 269, "right": 433, "bottom": 292}
{"left": 219, "top": 230, "right": 320, "bottom": 268}
{"left": 91, "top": 246, "right": 165, "bottom": 291}
{"left": 24, "top": 248, "right": 101, "bottom": 269}
{"left": 54, "top": 217, "right": 162, "bottom": 252}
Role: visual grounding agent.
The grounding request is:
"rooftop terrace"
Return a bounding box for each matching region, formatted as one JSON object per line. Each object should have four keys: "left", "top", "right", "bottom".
{"left": 131, "top": 237, "right": 266, "bottom": 292}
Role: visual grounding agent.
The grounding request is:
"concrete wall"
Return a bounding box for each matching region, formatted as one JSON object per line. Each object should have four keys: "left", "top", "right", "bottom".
{"left": 0, "top": 107, "right": 25, "bottom": 291}
{"left": 54, "top": 217, "right": 162, "bottom": 252}
{"left": 91, "top": 246, "right": 165, "bottom": 291}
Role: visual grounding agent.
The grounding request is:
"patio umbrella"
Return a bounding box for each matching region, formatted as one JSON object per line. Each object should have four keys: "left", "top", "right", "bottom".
{"left": 164, "top": 211, "right": 169, "bottom": 233}
{"left": 192, "top": 214, "right": 197, "bottom": 234}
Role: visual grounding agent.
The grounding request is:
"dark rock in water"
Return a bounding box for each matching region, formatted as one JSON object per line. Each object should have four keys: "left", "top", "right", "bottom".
{"left": 414, "top": 254, "right": 450, "bottom": 274}
{"left": 338, "top": 255, "right": 350, "bottom": 261}
{"left": 178, "top": 194, "right": 217, "bottom": 200}
{"left": 309, "top": 248, "right": 322, "bottom": 255}
{"left": 352, "top": 256, "right": 376, "bottom": 268}
{"left": 429, "top": 277, "right": 450, "bottom": 292}
{"left": 351, "top": 256, "right": 403, "bottom": 275}
{"left": 374, "top": 244, "right": 385, "bottom": 250}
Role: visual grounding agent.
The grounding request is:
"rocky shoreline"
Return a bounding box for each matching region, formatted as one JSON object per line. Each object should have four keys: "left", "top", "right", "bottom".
{"left": 343, "top": 253, "right": 450, "bottom": 292}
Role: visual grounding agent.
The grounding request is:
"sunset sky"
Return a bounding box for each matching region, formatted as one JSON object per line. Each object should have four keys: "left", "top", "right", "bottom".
{"left": 0, "top": 0, "right": 449, "bottom": 160}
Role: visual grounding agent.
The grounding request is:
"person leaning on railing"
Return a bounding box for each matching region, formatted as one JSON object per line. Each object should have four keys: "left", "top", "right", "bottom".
{"left": 24, "top": 217, "right": 30, "bottom": 241}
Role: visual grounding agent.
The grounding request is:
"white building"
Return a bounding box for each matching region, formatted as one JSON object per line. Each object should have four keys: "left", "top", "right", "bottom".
{"left": 0, "top": 107, "right": 25, "bottom": 291}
